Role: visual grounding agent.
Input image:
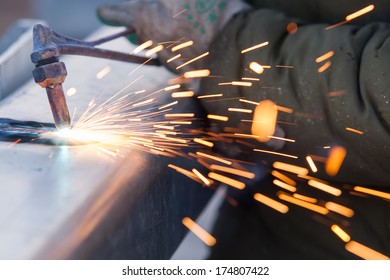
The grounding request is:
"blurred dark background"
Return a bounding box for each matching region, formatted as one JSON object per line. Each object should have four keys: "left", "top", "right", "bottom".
{"left": 0, "top": 0, "right": 120, "bottom": 38}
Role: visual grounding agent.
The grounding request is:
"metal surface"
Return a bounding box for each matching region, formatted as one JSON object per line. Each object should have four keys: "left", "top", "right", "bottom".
{"left": 0, "top": 26, "right": 212, "bottom": 259}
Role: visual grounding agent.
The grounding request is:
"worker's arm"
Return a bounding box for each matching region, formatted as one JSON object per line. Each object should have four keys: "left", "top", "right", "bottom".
{"left": 98, "top": 1, "right": 390, "bottom": 186}
{"left": 200, "top": 7, "right": 390, "bottom": 186}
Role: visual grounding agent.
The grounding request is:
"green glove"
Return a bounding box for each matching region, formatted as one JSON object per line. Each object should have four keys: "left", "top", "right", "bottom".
{"left": 97, "top": 0, "right": 250, "bottom": 72}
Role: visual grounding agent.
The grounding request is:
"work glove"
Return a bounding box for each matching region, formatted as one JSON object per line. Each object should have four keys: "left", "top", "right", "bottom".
{"left": 97, "top": 0, "right": 250, "bottom": 72}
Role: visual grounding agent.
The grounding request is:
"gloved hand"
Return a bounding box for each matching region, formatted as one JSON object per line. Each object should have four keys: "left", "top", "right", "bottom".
{"left": 97, "top": 0, "right": 250, "bottom": 72}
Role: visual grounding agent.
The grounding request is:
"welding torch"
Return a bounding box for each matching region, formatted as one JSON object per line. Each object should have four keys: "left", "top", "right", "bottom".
{"left": 31, "top": 24, "right": 160, "bottom": 129}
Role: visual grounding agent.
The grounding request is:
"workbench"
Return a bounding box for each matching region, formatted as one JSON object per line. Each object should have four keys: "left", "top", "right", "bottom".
{"left": 0, "top": 25, "right": 212, "bottom": 259}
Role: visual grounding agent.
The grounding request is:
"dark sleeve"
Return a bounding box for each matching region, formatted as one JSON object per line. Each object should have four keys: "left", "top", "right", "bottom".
{"left": 246, "top": 0, "right": 389, "bottom": 25}
{"left": 199, "top": 8, "right": 390, "bottom": 186}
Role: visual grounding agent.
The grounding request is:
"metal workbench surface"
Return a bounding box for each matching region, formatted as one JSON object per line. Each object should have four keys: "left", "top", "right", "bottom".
{"left": 0, "top": 26, "right": 212, "bottom": 259}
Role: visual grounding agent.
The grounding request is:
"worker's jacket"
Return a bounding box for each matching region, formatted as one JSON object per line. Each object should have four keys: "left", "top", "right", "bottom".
{"left": 201, "top": 0, "right": 390, "bottom": 259}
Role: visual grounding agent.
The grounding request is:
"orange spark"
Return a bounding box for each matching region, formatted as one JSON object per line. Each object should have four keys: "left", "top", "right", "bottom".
{"left": 325, "top": 146, "right": 347, "bottom": 176}
{"left": 207, "top": 114, "right": 228, "bottom": 121}
{"left": 354, "top": 186, "right": 390, "bottom": 201}
{"left": 165, "top": 113, "right": 195, "bottom": 118}
{"left": 271, "top": 170, "right": 296, "bottom": 186}
{"left": 171, "top": 91, "right": 195, "bottom": 98}
{"left": 325, "top": 202, "right": 354, "bottom": 218}
{"left": 132, "top": 40, "right": 153, "bottom": 54}
{"left": 249, "top": 62, "right": 265, "bottom": 74}
{"left": 267, "top": 136, "right": 296, "bottom": 142}
{"left": 172, "top": 40, "right": 193, "bottom": 52}
{"left": 164, "top": 84, "right": 181, "bottom": 91}
{"left": 170, "top": 121, "right": 192, "bottom": 125}
{"left": 239, "top": 99, "right": 259, "bottom": 106}
{"left": 254, "top": 149, "right": 298, "bottom": 159}
{"left": 346, "top": 127, "right": 364, "bottom": 135}
{"left": 196, "top": 152, "right": 232, "bottom": 165}
{"left": 167, "top": 54, "right": 181, "bottom": 63}
{"left": 242, "top": 77, "right": 260, "bottom": 81}
{"left": 276, "top": 105, "right": 294, "bottom": 113}
{"left": 194, "top": 138, "right": 214, "bottom": 148}
{"left": 208, "top": 172, "right": 245, "bottom": 190}
{"left": 315, "top": 51, "right": 334, "bottom": 63}
{"left": 346, "top": 5, "right": 375, "bottom": 21}
{"left": 276, "top": 65, "right": 294, "bottom": 68}
{"left": 192, "top": 169, "right": 211, "bottom": 186}
{"left": 66, "top": 87, "right": 77, "bottom": 96}
{"left": 96, "top": 66, "right": 111, "bottom": 79}
{"left": 183, "top": 69, "right": 211, "bottom": 79}
{"left": 345, "top": 240, "right": 389, "bottom": 260}
{"left": 241, "top": 41, "right": 269, "bottom": 54}
{"left": 273, "top": 162, "right": 309, "bottom": 175}
{"left": 331, "top": 225, "right": 351, "bottom": 242}
{"left": 158, "top": 101, "right": 178, "bottom": 110}
{"left": 176, "top": 52, "right": 209, "bottom": 70}
{"left": 308, "top": 179, "right": 342, "bottom": 196}
{"left": 210, "top": 164, "right": 255, "bottom": 179}
{"left": 198, "top": 94, "right": 223, "bottom": 99}
{"left": 219, "top": 81, "right": 253, "bottom": 87}
{"left": 228, "top": 108, "right": 253, "bottom": 113}
{"left": 168, "top": 164, "right": 202, "bottom": 183}
{"left": 234, "top": 133, "right": 259, "bottom": 139}
{"left": 251, "top": 100, "right": 278, "bottom": 142}
{"left": 287, "top": 22, "right": 298, "bottom": 34}
{"left": 145, "top": 45, "right": 164, "bottom": 56}
{"left": 182, "top": 217, "right": 216, "bottom": 247}
{"left": 273, "top": 179, "right": 297, "bottom": 192}
{"left": 306, "top": 156, "right": 318, "bottom": 173}
{"left": 292, "top": 193, "right": 317, "bottom": 204}
{"left": 153, "top": 124, "right": 175, "bottom": 130}
{"left": 278, "top": 193, "right": 329, "bottom": 215}
{"left": 8, "top": 139, "right": 22, "bottom": 148}
{"left": 318, "top": 61, "right": 332, "bottom": 73}
{"left": 254, "top": 193, "right": 289, "bottom": 214}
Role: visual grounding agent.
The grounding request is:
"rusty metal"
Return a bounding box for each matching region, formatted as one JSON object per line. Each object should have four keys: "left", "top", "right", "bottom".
{"left": 31, "top": 24, "right": 160, "bottom": 129}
